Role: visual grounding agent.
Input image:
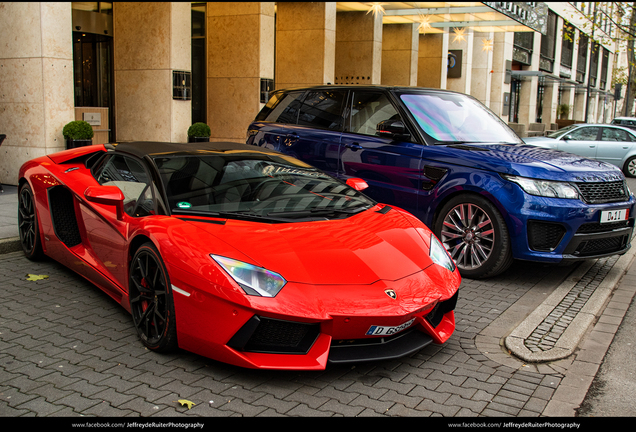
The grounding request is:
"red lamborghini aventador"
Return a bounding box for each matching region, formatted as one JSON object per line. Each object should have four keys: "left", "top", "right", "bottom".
{"left": 18, "top": 141, "right": 460, "bottom": 370}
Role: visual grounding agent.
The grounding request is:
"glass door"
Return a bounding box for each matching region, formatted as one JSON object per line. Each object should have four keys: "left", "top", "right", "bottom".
{"left": 72, "top": 31, "right": 114, "bottom": 143}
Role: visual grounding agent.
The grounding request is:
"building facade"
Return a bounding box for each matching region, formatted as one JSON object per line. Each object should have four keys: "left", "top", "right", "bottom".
{"left": 0, "top": 2, "right": 627, "bottom": 187}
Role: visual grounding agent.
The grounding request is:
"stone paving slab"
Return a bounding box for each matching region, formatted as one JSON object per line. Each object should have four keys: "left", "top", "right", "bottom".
{"left": 0, "top": 242, "right": 633, "bottom": 418}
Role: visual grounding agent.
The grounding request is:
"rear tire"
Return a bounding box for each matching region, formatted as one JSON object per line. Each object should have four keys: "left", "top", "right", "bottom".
{"left": 434, "top": 194, "right": 513, "bottom": 279}
{"left": 129, "top": 243, "right": 178, "bottom": 353}
{"left": 18, "top": 183, "right": 44, "bottom": 260}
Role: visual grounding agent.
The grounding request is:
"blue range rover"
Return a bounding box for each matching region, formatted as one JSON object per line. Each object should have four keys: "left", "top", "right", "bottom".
{"left": 246, "top": 86, "right": 635, "bottom": 278}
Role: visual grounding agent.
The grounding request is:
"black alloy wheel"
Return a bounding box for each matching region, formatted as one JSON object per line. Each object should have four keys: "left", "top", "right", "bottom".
{"left": 18, "top": 183, "right": 44, "bottom": 260}
{"left": 129, "top": 243, "right": 178, "bottom": 352}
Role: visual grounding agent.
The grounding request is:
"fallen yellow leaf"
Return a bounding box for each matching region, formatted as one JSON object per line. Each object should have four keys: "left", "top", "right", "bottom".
{"left": 177, "top": 399, "right": 196, "bottom": 410}
{"left": 26, "top": 274, "right": 49, "bottom": 281}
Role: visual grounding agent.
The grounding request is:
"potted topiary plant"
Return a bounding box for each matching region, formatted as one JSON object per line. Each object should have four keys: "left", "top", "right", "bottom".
{"left": 557, "top": 103, "right": 571, "bottom": 120}
{"left": 187, "top": 122, "right": 211, "bottom": 142}
{"left": 63, "top": 120, "right": 94, "bottom": 149}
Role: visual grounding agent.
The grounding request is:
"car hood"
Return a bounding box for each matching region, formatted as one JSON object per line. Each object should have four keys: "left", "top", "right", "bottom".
{"left": 425, "top": 142, "right": 623, "bottom": 182}
{"left": 180, "top": 208, "right": 438, "bottom": 285}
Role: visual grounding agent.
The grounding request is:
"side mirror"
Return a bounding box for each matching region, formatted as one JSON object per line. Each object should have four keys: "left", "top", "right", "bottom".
{"left": 346, "top": 177, "right": 369, "bottom": 191}
{"left": 84, "top": 185, "right": 125, "bottom": 220}
{"left": 563, "top": 135, "right": 572, "bottom": 141}
{"left": 376, "top": 120, "right": 410, "bottom": 140}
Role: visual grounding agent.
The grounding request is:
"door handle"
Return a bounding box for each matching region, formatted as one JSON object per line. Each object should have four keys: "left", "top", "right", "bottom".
{"left": 344, "top": 143, "right": 363, "bottom": 151}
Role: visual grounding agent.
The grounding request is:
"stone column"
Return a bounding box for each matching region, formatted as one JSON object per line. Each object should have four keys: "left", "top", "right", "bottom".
{"left": 471, "top": 31, "right": 494, "bottom": 107}
{"left": 542, "top": 83, "right": 559, "bottom": 126}
{"left": 113, "top": 2, "right": 191, "bottom": 143}
{"left": 207, "top": 2, "right": 274, "bottom": 142}
{"left": 335, "top": 11, "right": 382, "bottom": 85}
{"left": 446, "top": 28, "right": 474, "bottom": 94}
{"left": 490, "top": 32, "right": 514, "bottom": 119}
{"left": 0, "top": 2, "right": 73, "bottom": 186}
{"left": 276, "top": 2, "right": 336, "bottom": 89}
{"left": 516, "top": 32, "right": 542, "bottom": 126}
{"left": 382, "top": 23, "right": 418, "bottom": 86}
{"left": 417, "top": 30, "right": 449, "bottom": 89}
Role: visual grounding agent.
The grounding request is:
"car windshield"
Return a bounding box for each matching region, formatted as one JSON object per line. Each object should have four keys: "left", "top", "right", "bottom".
{"left": 546, "top": 124, "right": 577, "bottom": 139}
{"left": 400, "top": 92, "right": 522, "bottom": 145}
{"left": 152, "top": 152, "right": 375, "bottom": 222}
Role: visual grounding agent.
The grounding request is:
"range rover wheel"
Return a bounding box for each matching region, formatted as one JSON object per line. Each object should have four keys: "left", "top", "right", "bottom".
{"left": 434, "top": 194, "right": 512, "bottom": 279}
{"left": 18, "top": 183, "right": 44, "bottom": 260}
{"left": 129, "top": 243, "right": 178, "bottom": 352}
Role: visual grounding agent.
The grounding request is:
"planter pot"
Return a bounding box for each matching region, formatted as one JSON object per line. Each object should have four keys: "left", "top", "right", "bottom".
{"left": 66, "top": 138, "right": 93, "bottom": 149}
{"left": 188, "top": 136, "right": 210, "bottom": 143}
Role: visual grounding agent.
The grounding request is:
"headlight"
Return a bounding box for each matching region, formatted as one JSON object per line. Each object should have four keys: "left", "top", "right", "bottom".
{"left": 503, "top": 175, "right": 579, "bottom": 199}
{"left": 430, "top": 234, "right": 456, "bottom": 272}
{"left": 211, "top": 255, "right": 286, "bottom": 297}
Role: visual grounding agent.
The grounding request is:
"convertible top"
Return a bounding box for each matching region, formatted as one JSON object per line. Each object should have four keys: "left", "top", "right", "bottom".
{"left": 111, "top": 141, "right": 269, "bottom": 159}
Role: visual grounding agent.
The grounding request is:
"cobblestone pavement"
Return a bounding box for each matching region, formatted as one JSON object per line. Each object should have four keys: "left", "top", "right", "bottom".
{"left": 1, "top": 250, "right": 586, "bottom": 418}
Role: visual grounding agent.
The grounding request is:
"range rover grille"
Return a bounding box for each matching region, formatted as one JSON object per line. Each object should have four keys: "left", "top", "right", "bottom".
{"left": 575, "top": 181, "right": 628, "bottom": 204}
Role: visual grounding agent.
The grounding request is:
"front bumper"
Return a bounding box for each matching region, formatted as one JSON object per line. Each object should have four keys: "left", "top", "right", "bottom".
{"left": 505, "top": 188, "right": 635, "bottom": 264}
{"left": 219, "top": 291, "right": 458, "bottom": 369}
{"left": 220, "top": 290, "right": 458, "bottom": 369}
{"left": 172, "top": 256, "right": 461, "bottom": 370}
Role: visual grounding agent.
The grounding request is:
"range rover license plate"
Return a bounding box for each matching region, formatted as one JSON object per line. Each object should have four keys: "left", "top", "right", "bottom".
{"left": 600, "top": 209, "right": 628, "bottom": 223}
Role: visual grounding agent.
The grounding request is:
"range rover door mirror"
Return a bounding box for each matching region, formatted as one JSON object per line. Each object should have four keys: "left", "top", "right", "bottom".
{"left": 376, "top": 120, "right": 410, "bottom": 140}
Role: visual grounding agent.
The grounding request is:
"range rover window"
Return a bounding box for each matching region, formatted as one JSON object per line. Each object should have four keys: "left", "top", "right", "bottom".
{"left": 255, "top": 91, "right": 305, "bottom": 124}
{"left": 296, "top": 90, "right": 346, "bottom": 130}
{"left": 400, "top": 92, "right": 521, "bottom": 145}
{"left": 350, "top": 92, "right": 403, "bottom": 136}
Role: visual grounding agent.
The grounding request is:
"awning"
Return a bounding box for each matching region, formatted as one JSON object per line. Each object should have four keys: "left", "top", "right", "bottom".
{"left": 509, "top": 70, "right": 578, "bottom": 85}
{"left": 336, "top": 2, "right": 548, "bottom": 34}
{"left": 509, "top": 71, "right": 613, "bottom": 98}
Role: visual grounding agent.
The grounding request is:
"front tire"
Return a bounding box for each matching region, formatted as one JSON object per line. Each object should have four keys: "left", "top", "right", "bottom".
{"left": 18, "top": 182, "right": 44, "bottom": 260}
{"left": 434, "top": 194, "right": 512, "bottom": 279}
{"left": 129, "top": 243, "right": 178, "bottom": 352}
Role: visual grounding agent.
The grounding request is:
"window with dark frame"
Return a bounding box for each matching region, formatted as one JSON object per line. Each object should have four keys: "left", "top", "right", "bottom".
{"left": 600, "top": 48, "right": 609, "bottom": 89}
{"left": 561, "top": 23, "right": 574, "bottom": 70}
{"left": 576, "top": 34, "right": 588, "bottom": 83}
{"left": 539, "top": 10, "right": 557, "bottom": 73}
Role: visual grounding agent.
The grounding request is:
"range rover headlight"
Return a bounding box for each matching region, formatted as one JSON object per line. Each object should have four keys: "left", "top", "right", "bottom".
{"left": 430, "top": 234, "right": 456, "bottom": 272}
{"left": 211, "top": 255, "right": 286, "bottom": 297}
{"left": 503, "top": 175, "right": 579, "bottom": 200}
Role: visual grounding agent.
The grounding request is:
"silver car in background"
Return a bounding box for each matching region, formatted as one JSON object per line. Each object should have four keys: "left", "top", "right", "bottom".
{"left": 524, "top": 123, "right": 636, "bottom": 177}
{"left": 611, "top": 117, "right": 636, "bottom": 131}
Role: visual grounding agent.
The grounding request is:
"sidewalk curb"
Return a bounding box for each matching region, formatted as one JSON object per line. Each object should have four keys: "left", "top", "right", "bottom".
{"left": 0, "top": 236, "right": 21, "bottom": 255}
{"left": 504, "top": 246, "right": 636, "bottom": 363}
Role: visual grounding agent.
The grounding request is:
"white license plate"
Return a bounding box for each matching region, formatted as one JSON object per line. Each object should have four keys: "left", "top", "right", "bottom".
{"left": 366, "top": 318, "right": 415, "bottom": 336}
{"left": 600, "top": 209, "right": 628, "bottom": 223}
